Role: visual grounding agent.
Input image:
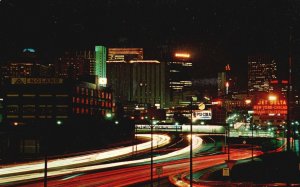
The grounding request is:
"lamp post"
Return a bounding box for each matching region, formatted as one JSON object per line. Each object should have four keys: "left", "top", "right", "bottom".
{"left": 245, "top": 99, "right": 253, "bottom": 161}
{"left": 190, "top": 97, "right": 196, "bottom": 186}
{"left": 287, "top": 31, "right": 293, "bottom": 152}
{"left": 227, "top": 123, "right": 230, "bottom": 161}
{"left": 150, "top": 118, "right": 156, "bottom": 187}
{"left": 251, "top": 123, "right": 254, "bottom": 161}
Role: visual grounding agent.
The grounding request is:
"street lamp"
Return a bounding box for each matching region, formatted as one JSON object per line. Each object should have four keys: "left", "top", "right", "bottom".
{"left": 251, "top": 123, "right": 254, "bottom": 161}
{"left": 150, "top": 118, "right": 156, "bottom": 187}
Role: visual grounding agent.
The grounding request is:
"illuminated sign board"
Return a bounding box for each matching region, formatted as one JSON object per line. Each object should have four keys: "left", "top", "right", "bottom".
{"left": 253, "top": 99, "right": 287, "bottom": 115}
{"left": 136, "top": 124, "right": 182, "bottom": 129}
{"left": 12, "top": 78, "right": 63, "bottom": 84}
{"left": 192, "top": 110, "right": 212, "bottom": 120}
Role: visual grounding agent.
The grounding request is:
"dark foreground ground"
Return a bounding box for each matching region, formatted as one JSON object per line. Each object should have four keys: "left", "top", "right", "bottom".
{"left": 207, "top": 151, "right": 300, "bottom": 185}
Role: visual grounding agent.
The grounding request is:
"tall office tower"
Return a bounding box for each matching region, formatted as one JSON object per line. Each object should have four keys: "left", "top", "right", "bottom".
{"left": 131, "top": 60, "right": 167, "bottom": 108}
{"left": 107, "top": 60, "right": 168, "bottom": 108}
{"left": 248, "top": 55, "right": 277, "bottom": 93}
{"left": 71, "top": 46, "right": 107, "bottom": 87}
{"left": 108, "top": 48, "right": 143, "bottom": 61}
{"left": 106, "top": 61, "right": 131, "bottom": 103}
{"left": 217, "top": 72, "right": 227, "bottom": 96}
{"left": 217, "top": 64, "right": 237, "bottom": 97}
{"left": 168, "top": 53, "right": 192, "bottom": 105}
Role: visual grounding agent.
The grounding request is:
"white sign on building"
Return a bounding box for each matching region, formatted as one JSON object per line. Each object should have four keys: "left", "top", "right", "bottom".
{"left": 192, "top": 110, "right": 212, "bottom": 120}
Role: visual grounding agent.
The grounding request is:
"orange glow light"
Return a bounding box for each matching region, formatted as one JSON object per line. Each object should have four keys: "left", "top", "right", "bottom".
{"left": 268, "top": 95, "right": 277, "bottom": 101}
{"left": 245, "top": 99, "right": 251, "bottom": 104}
{"left": 175, "top": 53, "right": 190, "bottom": 58}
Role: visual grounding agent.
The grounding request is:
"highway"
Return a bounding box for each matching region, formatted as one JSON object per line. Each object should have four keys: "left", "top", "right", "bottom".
{"left": 0, "top": 134, "right": 203, "bottom": 186}
{"left": 0, "top": 134, "right": 171, "bottom": 185}
{"left": 18, "top": 147, "right": 262, "bottom": 186}
{"left": 0, "top": 134, "right": 263, "bottom": 186}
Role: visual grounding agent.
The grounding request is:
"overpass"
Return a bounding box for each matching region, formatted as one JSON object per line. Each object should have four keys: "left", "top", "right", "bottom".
{"left": 135, "top": 124, "right": 275, "bottom": 138}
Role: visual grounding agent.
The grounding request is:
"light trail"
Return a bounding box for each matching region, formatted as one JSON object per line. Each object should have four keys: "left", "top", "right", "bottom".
{"left": 19, "top": 147, "right": 262, "bottom": 187}
{"left": 0, "top": 134, "right": 170, "bottom": 179}
{"left": 0, "top": 135, "right": 202, "bottom": 185}
{"left": 170, "top": 149, "right": 263, "bottom": 187}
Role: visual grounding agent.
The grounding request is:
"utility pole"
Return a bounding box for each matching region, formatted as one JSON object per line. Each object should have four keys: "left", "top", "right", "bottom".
{"left": 151, "top": 123, "right": 153, "bottom": 187}
{"left": 287, "top": 30, "right": 293, "bottom": 152}
{"left": 227, "top": 124, "right": 230, "bottom": 161}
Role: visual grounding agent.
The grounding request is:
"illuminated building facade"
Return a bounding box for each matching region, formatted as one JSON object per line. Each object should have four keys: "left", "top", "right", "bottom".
{"left": 218, "top": 64, "right": 238, "bottom": 97}
{"left": 168, "top": 53, "right": 192, "bottom": 105}
{"left": 55, "top": 53, "right": 90, "bottom": 79}
{"left": 108, "top": 48, "right": 143, "bottom": 61}
{"left": 252, "top": 93, "right": 287, "bottom": 126}
{"left": 248, "top": 55, "right": 277, "bottom": 93}
{"left": 1, "top": 63, "right": 54, "bottom": 79}
{"left": 75, "top": 50, "right": 96, "bottom": 76}
{"left": 217, "top": 72, "right": 227, "bottom": 96}
{"left": 106, "top": 61, "right": 131, "bottom": 103}
{"left": 56, "top": 46, "right": 107, "bottom": 86}
{"left": 2, "top": 78, "right": 113, "bottom": 126}
{"left": 107, "top": 60, "right": 168, "bottom": 108}
{"left": 131, "top": 60, "right": 167, "bottom": 108}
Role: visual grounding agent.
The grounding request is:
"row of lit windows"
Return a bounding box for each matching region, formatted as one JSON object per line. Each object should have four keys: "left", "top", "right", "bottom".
{"left": 72, "top": 107, "right": 108, "bottom": 116}
{"left": 75, "top": 86, "right": 111, "bottom": 99}
{"left": 72, "top": 97, "right": 112, "bottom": 107}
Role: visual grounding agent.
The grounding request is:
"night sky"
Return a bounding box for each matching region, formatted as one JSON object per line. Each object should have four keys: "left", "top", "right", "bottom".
{"left": 0, "top": 0, "right": 299, "bottom": 87}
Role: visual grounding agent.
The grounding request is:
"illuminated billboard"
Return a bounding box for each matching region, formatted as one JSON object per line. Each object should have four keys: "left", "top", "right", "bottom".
{"left": 192, "top": 110, "right": 212, "bottom": 120}
{"left": 253, "top": 99, "right": 287, "bottom": 115}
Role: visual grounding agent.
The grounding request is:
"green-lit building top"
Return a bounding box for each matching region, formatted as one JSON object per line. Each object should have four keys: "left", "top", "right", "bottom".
{"left": 95, "top": 46, "right": 107, "bottom": 86}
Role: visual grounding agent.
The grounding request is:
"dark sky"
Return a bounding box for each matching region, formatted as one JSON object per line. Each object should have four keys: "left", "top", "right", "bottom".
{"left": 0, "top": 0, "right": 299, "bottom": 86}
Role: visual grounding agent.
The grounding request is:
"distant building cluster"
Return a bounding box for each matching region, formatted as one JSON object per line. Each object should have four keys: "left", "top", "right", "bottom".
{"left": 216, "top": 54, "right": 299, "bottom": 128}
{"left": 0, "top": 47, "right": 299, "bottom": 129}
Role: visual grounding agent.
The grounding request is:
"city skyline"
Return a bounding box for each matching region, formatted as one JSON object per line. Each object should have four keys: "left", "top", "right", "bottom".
{"left": 0, "top": 1, "right": 300, "bottom": 186}
{"left": 0, "top": 0, "right": 299, "bottom": 84}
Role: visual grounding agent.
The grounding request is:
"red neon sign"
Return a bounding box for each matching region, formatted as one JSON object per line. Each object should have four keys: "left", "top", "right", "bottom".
{"left": 253, "top": 99, "right": 287, "bottom": 115}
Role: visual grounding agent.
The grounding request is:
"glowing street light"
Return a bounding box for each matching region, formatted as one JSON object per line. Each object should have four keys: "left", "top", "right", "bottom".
{"left": 56, "top": 120, "right": 62, "bottom": 125}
